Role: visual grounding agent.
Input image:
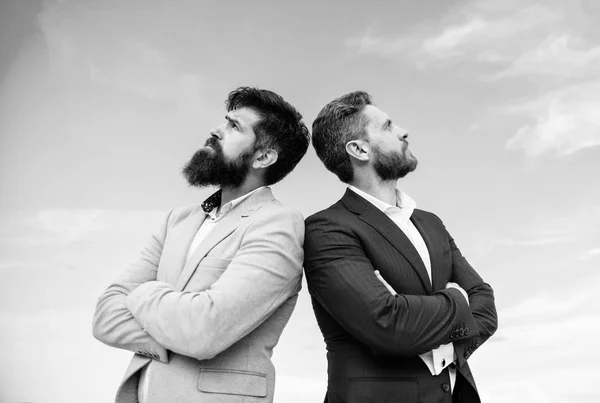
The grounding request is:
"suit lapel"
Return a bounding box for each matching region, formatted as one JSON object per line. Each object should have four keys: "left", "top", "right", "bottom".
{"left": 174, "top": 187, "right": 274, "bottom": 291}
{"left": 411, "top": 211, "right": 446, "bottom": 292}
{"left": 342, "top": 189, "right": 433, "bottom": 294}
{"left": 166, "top": 207, "right": 207, "bottom": 285}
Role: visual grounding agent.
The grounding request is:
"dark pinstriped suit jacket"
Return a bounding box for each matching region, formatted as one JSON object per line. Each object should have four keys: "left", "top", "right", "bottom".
{"left": 304, "top": 189, "right": 498, "bottom": 403}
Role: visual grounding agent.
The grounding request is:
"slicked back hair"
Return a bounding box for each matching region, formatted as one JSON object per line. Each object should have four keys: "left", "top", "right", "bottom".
{"left": 225, "top": 87, "right": 310, "bottom": 185}
{"left": 311, "top": 91, "right": 372, "bottom": 183}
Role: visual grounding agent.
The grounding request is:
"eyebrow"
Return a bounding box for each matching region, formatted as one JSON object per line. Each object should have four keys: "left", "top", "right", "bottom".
{"left": 225, "top": 115, "right": 242, "bottom": 127}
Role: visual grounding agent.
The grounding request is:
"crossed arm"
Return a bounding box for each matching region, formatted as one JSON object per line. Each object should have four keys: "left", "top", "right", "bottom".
{"left": 435, "top": 215, "right": 498, "bottom": 365}
{"left": 92, "top": 211, "right": 173, "bottom": 362}
{"left": 304, "top": 213, "right": 480, "bottom": 357}
{"left": 92, "top": 208, "right": 305, "bottom": 361}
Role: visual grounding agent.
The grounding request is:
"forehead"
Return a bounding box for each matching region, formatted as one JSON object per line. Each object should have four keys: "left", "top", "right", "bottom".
{"left": 227, "top": 107, "right": 261, "bottom": 128}
{"left": 362, "top": 105, "right": 390, "bottom": 129}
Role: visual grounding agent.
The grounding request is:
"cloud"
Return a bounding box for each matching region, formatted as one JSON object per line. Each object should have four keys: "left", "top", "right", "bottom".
{"left": 423, "top": 2, "right": 560, "bottom": 62}
{"left": 37, "top": 0, "right": 203, "bottom": 104}
{"left": 0, "top": 209, "right": 164, "bottom": 246}
{"left": 86, "top": 39, "right": 202, "bottom": 103}
{"left": 491, "top": 234, "right": 576, "bottom": 247}
{"left": 30, "top": 209, "right": 107, "bottom": 241}
{"left": 579, "top": 247, "right": 600, "bottom": 260}
{"left": 345, "top": 29, "right": 412, "bottom": 57}
{"left": 501, "top": 283, "right": 600, "bottom": 324}
{"left": 347, "top": 0, "right": 600, "bottom": 159}
{"left": 482, "top": 206, "right": 600, "bottom": 250}
{"left": 0, "top": 308, "right": 132, "bottom": 403}
{"left": 471, "top": 271, "right": 600, "bottom": 402}
{"left": 493, "top": 34, "right": 600, "bottom": 79}
{"left": 505, "top": 80, "right": 600, "bottom": 157}
{"left": 346, "top": 0, "right": 592, "bottom": 77}
{"left": 421, "top": 17, "right": 488, "bottom": 58}
{"left": 346, "top": 1, "right": 561, "bottom": 67}
{"left": 473, "top": 311, "right": 600, "bottom": 403}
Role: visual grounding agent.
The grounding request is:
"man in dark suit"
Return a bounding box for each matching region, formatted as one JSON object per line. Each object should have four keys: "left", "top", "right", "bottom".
{"left": 304, "top": 91, "right": 498, "bottom": 403}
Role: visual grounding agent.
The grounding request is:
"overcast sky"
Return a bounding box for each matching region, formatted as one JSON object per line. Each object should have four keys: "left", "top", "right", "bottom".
{"left": 1, "top": 0, "right": 599, "bottom": 402}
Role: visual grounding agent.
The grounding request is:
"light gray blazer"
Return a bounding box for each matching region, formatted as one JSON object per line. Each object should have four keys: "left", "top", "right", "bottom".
{"left": 92, "top": 188, "right": 304, "bottom": 402}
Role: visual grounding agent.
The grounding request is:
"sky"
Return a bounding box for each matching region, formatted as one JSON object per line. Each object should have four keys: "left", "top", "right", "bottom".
{"left": 1, "top": 0, "right": 599, "bottom": 402}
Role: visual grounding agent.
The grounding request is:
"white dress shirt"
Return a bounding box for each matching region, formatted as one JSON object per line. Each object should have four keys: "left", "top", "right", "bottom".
{"left": 138, "top": 186, "right": 267, "bottom": 403}
{"left": 185, "top": 186, "right": 266, "bottom": 261}
{"left": 348, "top": 185, "right": 460, "bottom": 391}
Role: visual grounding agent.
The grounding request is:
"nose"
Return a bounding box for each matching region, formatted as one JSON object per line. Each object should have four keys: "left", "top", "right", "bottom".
{"left": 393, "top": 123, "right": 409, "bottom": 140}
{"left": 209, "top": 126, "right": 222, "bottom": 140}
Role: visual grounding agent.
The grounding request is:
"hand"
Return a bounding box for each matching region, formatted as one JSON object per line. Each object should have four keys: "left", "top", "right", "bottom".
{"left": 446, "top": 282, "right": 469, "bottom": 305}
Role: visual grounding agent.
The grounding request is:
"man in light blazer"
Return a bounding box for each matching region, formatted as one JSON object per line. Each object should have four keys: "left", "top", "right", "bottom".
{"left": 93, "top": 87, "right": 310, "bottom": 403}
{"left": 304, "top": 91, "right": 498, "bottom": 403}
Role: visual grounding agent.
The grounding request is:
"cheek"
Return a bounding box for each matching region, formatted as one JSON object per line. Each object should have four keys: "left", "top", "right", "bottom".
{"left": 377, "top": 138, "right": 397, "bottom": 151}
{"left": 224, "top": 137, "right": 254, "bottom": 158}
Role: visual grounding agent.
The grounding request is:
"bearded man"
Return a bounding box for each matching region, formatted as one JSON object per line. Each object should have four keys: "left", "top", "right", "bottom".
{"left": 93, "top": 87, "right": 310, "bottom": 403}
{"left": 304, "top": 91, "right": 498, "bottom": 403}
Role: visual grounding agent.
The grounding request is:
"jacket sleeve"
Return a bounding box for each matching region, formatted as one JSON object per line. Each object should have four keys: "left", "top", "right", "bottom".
{"left": 91, "top": 211, "right": 172, "bottom": 363}
{"left": 304, "top": 213, "right": 479, "bottom": 357}
{"left": 123, "top": 208, "right": 304, "bottom": 361}
{"left": 434, "top": 216, "right": 498, "bottom": 367}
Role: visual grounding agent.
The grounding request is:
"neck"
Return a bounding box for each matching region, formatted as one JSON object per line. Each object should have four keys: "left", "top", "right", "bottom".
{"left": 350, "top": 173, "right": 398, "bottom": 206}
{"left": 220, "top": 176, "right": 264, "bottom": 207}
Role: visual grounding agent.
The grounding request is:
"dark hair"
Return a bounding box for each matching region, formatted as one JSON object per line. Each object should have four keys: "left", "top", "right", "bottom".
{"left": 225, "top": 87, "right": 310, "bottom": 185}
{"left": 311, "top": 91, "right": 372, "bottom": 183}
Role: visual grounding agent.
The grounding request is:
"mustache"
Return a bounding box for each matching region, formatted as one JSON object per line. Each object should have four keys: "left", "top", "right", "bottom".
{"left": 204, "top": 136, "right": 222, "bottom": 152}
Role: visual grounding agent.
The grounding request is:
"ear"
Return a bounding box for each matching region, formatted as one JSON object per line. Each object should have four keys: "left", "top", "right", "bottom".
{"left": 345, "top": 140, "right": 370, "bottom": 162}
{"left": 252, "top": 148, "right": 278, "bottom": 169}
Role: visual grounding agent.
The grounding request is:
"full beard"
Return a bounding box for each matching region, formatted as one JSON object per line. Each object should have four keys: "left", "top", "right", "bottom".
{"left": 372, "top": 145, "right": 418, "bottom": 181}
{"left": 182, "top": 138, "right": 254, "bottom": 189}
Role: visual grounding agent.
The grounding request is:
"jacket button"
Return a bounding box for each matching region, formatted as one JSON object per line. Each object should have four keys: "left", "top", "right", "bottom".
{"left": 464, "top": 351, "right": 470, "bottom": 359}
{"left": 459, "top": 328, "right": 465, "bottom": 336}
{"left": 442, "top": 382, "right": 450, "bottom": 393}
{"left": 464, "top": 327, "right": 470, "bottom": 336}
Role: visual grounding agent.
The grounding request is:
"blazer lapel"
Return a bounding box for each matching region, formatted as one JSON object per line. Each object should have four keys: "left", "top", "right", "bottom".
{"left": 411, "top": 212, "right": 446, "bottom": 292}
{"left": 342, "top": 189, "right": 433, "bottom": 294}
{"left": 164, "top": 207, "right": 207, "bottom": 285}
{"left": 174, "top": 187, "right": 275, "bottom": 291}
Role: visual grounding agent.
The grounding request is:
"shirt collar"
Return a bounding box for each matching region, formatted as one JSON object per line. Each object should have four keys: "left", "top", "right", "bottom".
{"left": 347, "top": 185, "right": 417, "bottom": 215}
{"left": 202, "top": 186, "right": 268, "bottom": 220}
